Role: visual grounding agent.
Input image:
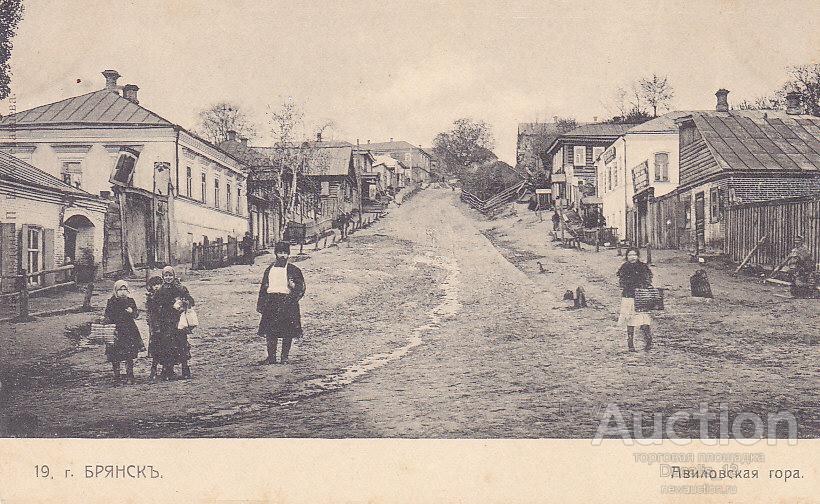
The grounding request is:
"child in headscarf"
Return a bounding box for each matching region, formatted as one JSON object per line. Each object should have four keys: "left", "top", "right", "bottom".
{"left": 145, "top": 275, "right": 164, "bottom": 382}
{"left": 155, "top": 266, "right": 195, "bottom": 380}
{"left": 616, "top": 247, "right": 653, "bottom": 351}
{"left": 104, "top": 280, "right": 145, "bottom": 384}
{"left": 257, "top": 241, "right": 306, "bottom": 364}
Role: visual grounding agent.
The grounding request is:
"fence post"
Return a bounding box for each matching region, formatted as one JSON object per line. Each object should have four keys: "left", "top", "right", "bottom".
{"left": 314, "top": 233, "right": 320, "bottom": 251}
{"left": 596, "top": 226, "right": 601, "bottom": 253}
{"left": 15, "top": 272, "right": 30, "bottom": 321}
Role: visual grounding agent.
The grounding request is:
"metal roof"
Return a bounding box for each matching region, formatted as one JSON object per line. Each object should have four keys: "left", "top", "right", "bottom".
{"left": 254, "top": 144, "right": 354, "bottom": 176}
{"left": 0, "top": 149, "right": 93, "bottom": 197}
{"left": 0, "top": 90, "right": 172, "bottom": 127}
{"left": 685, "top": 111, "right": 820, "bottom": 173}
{"left": 563, "top": 123, "right": 634, "bottom": 137}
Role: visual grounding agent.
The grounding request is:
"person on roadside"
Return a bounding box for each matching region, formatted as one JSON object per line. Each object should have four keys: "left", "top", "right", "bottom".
{"left": 257, "top": 241, "right": 306, "bottom": 365}
{"left": 241, "top": 232, "right": 255, "bottom": 265}
{"left": 787, "top": 235, "right": 817, "bottom": 298}
{"left": 552, "top": 209, "right": 561, "bottom": 232}
{"left": 144, "top": 275, "right": 164, "bottom": 382}
{"left": 104, "top": 280, "right": 145, "bottom": 385}
{"left": 616, "top": 247, "right": 653, "bottom": 352}
{"left": 155, "top": 266, "right": 195, "bottom": 380}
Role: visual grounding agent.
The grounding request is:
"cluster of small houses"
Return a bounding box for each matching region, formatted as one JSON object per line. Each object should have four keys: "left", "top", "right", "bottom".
{"left": 516, "top": 89, "right": 820, "bottom": 272}
{"left": 0, "top": 70, "right": 438, "bottom": 297}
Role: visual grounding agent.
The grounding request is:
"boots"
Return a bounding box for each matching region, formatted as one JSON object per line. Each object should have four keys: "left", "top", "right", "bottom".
{"left": 125, "top": 360, "right": 135, "bottom": 384}
{"left": 627, "top": 329, "right": 636, "bottom": 352}
{"left": 280, "top": 338, "right": 292, "bottom": 364}
{"left": 181, "top": 361, "right": 192, "bottom": 379}
{"left": 642, "top": 327, "right": 652, "bottom": 351}
{"left": 149, "top": 361, "right": 158, "bottom": 382}
{"left": 112, "top": 363, "right": 122, "bottom": 385}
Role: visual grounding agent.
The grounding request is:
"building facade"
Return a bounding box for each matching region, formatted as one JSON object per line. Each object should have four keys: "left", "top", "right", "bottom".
{"left": 0, "top": 70, "right": 249, "bottom": 271}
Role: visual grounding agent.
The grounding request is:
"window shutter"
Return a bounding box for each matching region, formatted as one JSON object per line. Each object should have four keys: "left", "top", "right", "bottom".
{"left": 43, "top": 228, "right": 55, "bottom": 284}
{"left": 19, "top": 224, "right": 29, "bottom": 273}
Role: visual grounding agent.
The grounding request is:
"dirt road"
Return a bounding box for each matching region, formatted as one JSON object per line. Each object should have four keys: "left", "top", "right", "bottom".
{"left": 1, "top": 188, "right": 817, "bottom": 438}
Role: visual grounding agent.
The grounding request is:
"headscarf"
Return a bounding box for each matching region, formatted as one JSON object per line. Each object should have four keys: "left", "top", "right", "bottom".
{"left": 113, "top": 279, "right": 130, "bottom": 297}
{"left": 162, "top": 265, "right": 176, "bottom": 277}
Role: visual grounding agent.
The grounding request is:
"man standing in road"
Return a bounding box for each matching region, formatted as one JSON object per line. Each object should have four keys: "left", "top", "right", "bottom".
{"left": 257, "top": 241, "right": 307, "bottom": 364}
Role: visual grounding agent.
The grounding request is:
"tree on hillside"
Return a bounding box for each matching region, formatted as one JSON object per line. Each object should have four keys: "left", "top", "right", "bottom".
{"left": 433, "top": 118, "right": 496, "bottom": 177}
{"left": 0, "top": 0, "right": 25, "bottom": 100}
{"left": 638, "top": 73, "right": 675, "bottom": 117}
{"left": 196, "top": 102, "right": 257, "bottom": 144}
{"left": 268, "top": 98, "right": 304, "bottom": 229}
{"left": 603, "top": 81, "right": 660, "bottom": 123}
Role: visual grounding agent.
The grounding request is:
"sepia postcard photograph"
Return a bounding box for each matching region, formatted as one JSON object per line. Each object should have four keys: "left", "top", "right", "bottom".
{"left": 0, "top": 0, "right": 818, "bottom": 502}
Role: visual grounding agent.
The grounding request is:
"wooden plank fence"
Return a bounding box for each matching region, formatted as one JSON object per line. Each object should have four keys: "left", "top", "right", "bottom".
{"left": 724, "top": 195, "right": 820, "bottom": 270}
{"left": 460, "top": 182, "right": 529, "bottom": 215}
{"left": 191, "top": 236, "right": 239, "bottom": 270}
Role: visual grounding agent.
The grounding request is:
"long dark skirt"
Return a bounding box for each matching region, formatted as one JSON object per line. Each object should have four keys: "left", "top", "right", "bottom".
{"left": 258, "top": 295, "right": 303, "bottom": 339}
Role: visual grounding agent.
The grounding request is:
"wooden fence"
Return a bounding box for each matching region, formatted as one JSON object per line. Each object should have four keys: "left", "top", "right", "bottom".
{"left": 724, "top": 195, "right": 820, "bottom": 270}
{"left": 0, "top": 265, "right": 80, "bottom": 321}
{"left": 461, "top": 182, "right": 529, "bottom": 215}
{"left": 191, "top": 236, "right": 239, "bottom": 270}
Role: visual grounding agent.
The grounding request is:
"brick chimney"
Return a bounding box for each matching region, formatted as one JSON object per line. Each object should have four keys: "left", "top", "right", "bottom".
{"left": 786, "top": 91, "right": 802, "bottom": 115}
{"left": 227, "top": 130, "right": 238, "bottom": 142}
{"left": 389, "top": 137, "right": 394, "bottom": 142}
{"left": 122, "top": 84, "right": 139, "bottom": 104}
{"left": 102, "top": 69, "right": 121, "bottom": 91}
{"left": 715, "top": 88, "right": 730, "bottom": 112}
{"left": 553, "top": 115, "right": 558, "bottom": 123}
{"left": 239, "top": 137, "right": 248, "bottom": 146}
{"left": 316, "top": 131, "right": 322, "bottom": 142}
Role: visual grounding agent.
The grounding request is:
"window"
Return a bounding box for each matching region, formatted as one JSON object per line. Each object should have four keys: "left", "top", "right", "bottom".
{"left": 61, "top": 161, "right": 83, "bottom": 188}
{"left": 226, "top": 182, "right": 232, "bottom": 213}
{"left": 592, "top": 147, "right": 604, "bottom": 162}
{"left": 214, "top": 179, "right": 220, "bottom": 209}
{"left": 683, "top": 199, "right": 692, "bottom": 229}
{"left": 186, "top": 167, "right": 193, "bottom": 197}
{"left": 654, "top": 152, "right": 669, "bottom": 181}
{"left": 112, "top": 151, "right": 137, "bottom": 185}
{"left": 26, "top": 227, "right": 42, "bottom": 284}
{"left": 613, "top": 164, "right": 618, "bottom": 188}
{"left": 710, "top": 187, "right": 723, "bottom": 222}
{"left": 573, "top": 146, "right": 587, "bottom": 166}
{"left": 201, "top": 173, "right": 207, "bottom": 204}
{"left": 321, "top": 181, "right": 330, "bottom": 196}
{"left": 237, "top": 187, "right": 242, "bottom": 216}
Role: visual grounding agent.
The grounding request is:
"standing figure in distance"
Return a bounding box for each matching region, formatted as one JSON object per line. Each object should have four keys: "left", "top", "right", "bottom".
{"left": 257, "top": 241, "right": 306, "bottom": 364}
{"left": 787, "top": 235, "right": 817, "bottom": 298}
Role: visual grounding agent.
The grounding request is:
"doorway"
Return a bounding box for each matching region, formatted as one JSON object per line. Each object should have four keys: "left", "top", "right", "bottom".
{"left": 694, "top": 191, "right": 705, "bottom": 249}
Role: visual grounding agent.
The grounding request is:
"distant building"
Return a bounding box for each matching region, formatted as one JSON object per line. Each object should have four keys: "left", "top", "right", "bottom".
{"left": 0, "top": 150, "right": 107, "bottom": 292}
{"left": 545, "top": 123, "right": 633, "bottom": 210}
{"left": 516, "top": 122, "right": 563, "bottom": 177}
{"left": 362, "top": 140, "right": 432, "bottom": 186}
{"left": 0, "top": 70, "right": 249, "bottom": 271}
{"left": 370, "top": 154, "right": 405, "bottom": 192}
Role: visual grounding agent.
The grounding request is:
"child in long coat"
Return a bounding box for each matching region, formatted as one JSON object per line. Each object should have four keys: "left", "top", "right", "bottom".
{"left": 105, "top": 280, "right": 145, "bottom": 384}
{"left": 257, "top": 241, "right": 306, "bottom": 364}
{"left": 616, "top": 247, "right": 654, "bottom": 352}
{"left": 154, "top": 266, "right": 195, "bottom": 380}
{"left": 145, "top": 275, "right": 164, "bottom": 382}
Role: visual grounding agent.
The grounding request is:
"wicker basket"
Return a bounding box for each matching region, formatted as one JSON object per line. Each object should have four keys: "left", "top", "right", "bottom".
{"left": 89, "top": 323, "right": 117, "bottom": 344}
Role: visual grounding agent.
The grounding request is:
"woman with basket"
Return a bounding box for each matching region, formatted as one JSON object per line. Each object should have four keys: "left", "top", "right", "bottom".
{"left": 104, "top": 280, "right": 145, "bottom": 384}
{"left": 155, "top": 266, "right": 196, "bottom": 380}
{"left": 616, "top": 247, "right": 654, "bottom": 352}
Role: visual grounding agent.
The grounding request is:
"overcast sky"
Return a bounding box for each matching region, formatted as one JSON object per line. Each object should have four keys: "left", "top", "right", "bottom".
{"left": 3, "top": 0, "right": 819, "bottom": 163}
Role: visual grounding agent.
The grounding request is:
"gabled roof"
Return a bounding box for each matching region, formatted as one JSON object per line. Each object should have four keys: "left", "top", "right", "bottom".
{"left": 625, "top": 111, "right": 693, "bottom": 134}
{"left": 218, "top": 140, "right": 274, "bottom": 168}
{"left": 362, "top": 140, "right": 419, "bottom": 151}
{"left": 373, "top": 154, "right": 406, "bottom": 169}
{"left": 253, "top": 143, "right": 354, "bottom": 176}
{"left": 0, "top": 90, "right": 173, "bottom": 127}
{"left": 563, "top": 122, "right": 634, "bottom": 138}
{"left": 680, "top": 110, "right": 820, "bottom": 173}
{"left": 0, "top": 150, "right": 93, "bottom": 197}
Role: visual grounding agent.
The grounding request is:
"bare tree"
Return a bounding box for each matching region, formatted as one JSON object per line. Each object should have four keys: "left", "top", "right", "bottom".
{"left": 268, "top": 98, "right": 304, "bottom": 229}
{"left": 196, "top": 102, "right": 257, "bottom": 144}
{"left": 0, "top": 0, "right": 25, "bottom": 100}
{"left": 638, "top": 73, "right": 675, "bottom": 117}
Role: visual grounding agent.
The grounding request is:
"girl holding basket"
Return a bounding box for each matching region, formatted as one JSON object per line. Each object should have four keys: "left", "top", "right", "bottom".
{"left": 616, "top": 247, "right": 653, "bottom": 352}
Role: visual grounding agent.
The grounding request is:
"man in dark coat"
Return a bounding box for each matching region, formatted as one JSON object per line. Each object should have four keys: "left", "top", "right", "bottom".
{"left": 240, "top": 232, "right": 255, "bottom": 265}
{"left": 257, "top": 241, "right": 306, "bottom": 364}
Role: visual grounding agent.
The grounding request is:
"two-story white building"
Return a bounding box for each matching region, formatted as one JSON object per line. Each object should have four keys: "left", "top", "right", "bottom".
{"left": 596, "top": 112, "right": 688, "bottom": 242}
{"left": 0, "top": 70, "right": 249, "bottom": 273}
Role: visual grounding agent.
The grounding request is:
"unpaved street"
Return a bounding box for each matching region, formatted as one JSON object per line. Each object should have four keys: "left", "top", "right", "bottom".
{"left": 1, "top": 188, "right": 818, "bottom": 438}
